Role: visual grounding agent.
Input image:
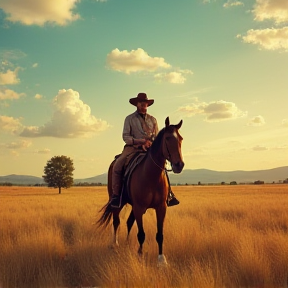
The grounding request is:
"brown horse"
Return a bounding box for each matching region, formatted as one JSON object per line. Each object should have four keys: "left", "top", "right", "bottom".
{"left": 98, "top": 117, "right": 184, "bottom": 265}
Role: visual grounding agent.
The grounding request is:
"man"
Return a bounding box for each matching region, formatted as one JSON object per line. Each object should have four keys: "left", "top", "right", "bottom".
{"left": 110, "top": 92, "right": 179, "bottom": 208}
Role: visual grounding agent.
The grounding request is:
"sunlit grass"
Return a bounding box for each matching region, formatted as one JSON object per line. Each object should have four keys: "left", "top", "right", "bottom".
{"left": 0, "top": 185, "right": 288, "bottom": 287}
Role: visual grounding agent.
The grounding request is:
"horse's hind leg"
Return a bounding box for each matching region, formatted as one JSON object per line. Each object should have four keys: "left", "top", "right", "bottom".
{"left": 126, "top": 210, "right": 135, "bottom": 239}
{"left": 112, "top": 211, "right": 120, "bottom": 246}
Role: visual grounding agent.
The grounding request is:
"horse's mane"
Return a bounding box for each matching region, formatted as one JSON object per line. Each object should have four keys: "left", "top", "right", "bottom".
{"left": 150, "top": 127, "right": 165, "bottom": 152}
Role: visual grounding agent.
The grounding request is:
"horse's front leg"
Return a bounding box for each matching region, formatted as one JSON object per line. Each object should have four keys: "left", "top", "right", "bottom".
{"left": 133, "top": 207, "right": 145, "bottom": 255}
{"left": 156, "top": 206, "right": 168, "bottom": 266}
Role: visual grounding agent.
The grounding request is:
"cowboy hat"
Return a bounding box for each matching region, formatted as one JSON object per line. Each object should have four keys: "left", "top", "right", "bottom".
{"left": 129, "top": 93, "right": 154, "bottom": 106}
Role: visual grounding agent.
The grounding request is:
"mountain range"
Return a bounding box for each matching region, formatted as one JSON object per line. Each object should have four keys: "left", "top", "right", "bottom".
{"left": 0, "top": 166, "right": 287, "bottom": 185}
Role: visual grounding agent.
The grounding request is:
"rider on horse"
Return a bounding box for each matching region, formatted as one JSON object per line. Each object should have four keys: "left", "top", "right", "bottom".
{"left": 109, "top": 92, "right": 179, "bottom": 208}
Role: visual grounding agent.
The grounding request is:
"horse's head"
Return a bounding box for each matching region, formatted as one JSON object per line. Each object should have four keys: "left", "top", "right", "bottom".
{"left": 162, "top": 117, "right": 185, "bottom": 174}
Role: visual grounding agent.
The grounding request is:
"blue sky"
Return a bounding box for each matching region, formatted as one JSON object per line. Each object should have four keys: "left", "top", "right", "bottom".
{"left": 0, "top": 0, "right": 287, "bottom": 178}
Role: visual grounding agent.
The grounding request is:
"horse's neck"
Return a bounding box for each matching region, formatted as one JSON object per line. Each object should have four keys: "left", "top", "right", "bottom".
{"left": 146, "top": 145, "right": 166, "bottom": 173}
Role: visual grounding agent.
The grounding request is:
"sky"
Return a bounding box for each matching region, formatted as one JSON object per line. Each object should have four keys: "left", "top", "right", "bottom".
{"left": 0, "top": 0, "right": 287, "bottom": 179}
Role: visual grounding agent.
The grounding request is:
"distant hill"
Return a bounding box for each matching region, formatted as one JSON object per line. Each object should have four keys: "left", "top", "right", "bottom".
{"left": 0, "top": 174, "right": 44, "bottom": 185}
{"left": 74, "top": 173, "right": 107, "bottom": 184}
{"left": 168, "top": 166, "right": 288, "bottom": 184}
{"left": 1, "top": 166, "right": 287, "bottom": 185}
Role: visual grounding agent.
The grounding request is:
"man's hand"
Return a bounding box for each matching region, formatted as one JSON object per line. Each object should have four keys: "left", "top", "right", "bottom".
{"left": 142, "top": 140, "right": 152, "bottom": 151}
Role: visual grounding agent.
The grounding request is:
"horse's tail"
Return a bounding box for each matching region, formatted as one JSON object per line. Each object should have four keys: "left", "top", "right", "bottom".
{"left": 97, "top": 158, "right": 116, "bottom": 228}
{"left": 97, "top": 202, "right": 113, "bottom": 228}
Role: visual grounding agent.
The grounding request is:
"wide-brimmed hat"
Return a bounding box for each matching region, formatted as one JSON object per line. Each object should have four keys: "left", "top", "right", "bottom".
{"left": 129, "top": 93, "right": 154, "bottom": 107}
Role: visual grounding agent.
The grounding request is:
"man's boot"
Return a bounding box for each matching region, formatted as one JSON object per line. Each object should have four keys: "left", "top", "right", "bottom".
{"left": 167, "top": 190, "right": 180, "bottom": 207}
{"left": 110, "top": 173, "right": 122, "bottom": 208}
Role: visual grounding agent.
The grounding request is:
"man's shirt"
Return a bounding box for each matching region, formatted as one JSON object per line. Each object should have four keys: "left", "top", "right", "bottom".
{"left": 122, "top": 111, "right": 159, "bottom": 145}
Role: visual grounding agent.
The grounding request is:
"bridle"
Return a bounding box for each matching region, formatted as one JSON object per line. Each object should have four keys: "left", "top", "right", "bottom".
{"left": 148, "top": 132, "right": 174, "bottom": 172}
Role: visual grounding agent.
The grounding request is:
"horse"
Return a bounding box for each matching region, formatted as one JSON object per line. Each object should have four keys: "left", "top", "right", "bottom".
{"left": 98, "top": 117, "right": 184, "bottom": 266}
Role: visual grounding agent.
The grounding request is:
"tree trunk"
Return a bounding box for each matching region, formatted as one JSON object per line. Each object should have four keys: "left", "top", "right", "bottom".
{"left": 59, "top": 186, "right": 61, "bottom": 194}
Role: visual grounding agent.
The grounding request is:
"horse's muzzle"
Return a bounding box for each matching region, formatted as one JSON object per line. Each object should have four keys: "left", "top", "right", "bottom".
{"left": 172, "top": 161, "right": 184, "bottom": 173}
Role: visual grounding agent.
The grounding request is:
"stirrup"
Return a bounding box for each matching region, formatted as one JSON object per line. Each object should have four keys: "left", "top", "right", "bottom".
{"left": 167, "top": 191, "right": 180, "bottom": 207}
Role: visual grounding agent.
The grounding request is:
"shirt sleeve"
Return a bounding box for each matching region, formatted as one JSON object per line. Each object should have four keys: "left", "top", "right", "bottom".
{"left": 122, "top": 116, "right": 133, "bottom": 145}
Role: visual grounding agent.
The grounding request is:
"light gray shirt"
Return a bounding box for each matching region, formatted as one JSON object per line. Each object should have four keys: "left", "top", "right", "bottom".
{"left": 122, "top": 111, "right": 159, "bottom": 145}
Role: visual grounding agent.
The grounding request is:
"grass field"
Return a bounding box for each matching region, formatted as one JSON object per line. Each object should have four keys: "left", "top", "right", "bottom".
{"left": 0, "top": 184, "right": 288, "bottom": 288}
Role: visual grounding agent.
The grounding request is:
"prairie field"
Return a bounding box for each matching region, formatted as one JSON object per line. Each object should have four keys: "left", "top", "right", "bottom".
{"left": 0, "top": 184, "right": 288, "bottom": 288}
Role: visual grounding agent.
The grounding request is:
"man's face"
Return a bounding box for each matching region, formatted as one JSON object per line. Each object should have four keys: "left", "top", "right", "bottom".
{"left": 137, "top": 101, "right": 148, "bottom": 114}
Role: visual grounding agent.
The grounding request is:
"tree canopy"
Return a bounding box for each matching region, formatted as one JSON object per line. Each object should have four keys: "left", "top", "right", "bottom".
{"left": 43, "top": 155, "right": 74, "bottom": 194}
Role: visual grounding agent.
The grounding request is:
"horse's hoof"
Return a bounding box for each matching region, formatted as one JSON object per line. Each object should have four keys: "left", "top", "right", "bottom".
{"left": 157, "top": 254, "right": 168, "bottom": 267}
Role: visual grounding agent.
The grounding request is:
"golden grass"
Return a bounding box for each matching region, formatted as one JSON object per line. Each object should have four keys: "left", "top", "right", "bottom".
{"left": 0, "top": 185, "right": 288, "bottom": 288}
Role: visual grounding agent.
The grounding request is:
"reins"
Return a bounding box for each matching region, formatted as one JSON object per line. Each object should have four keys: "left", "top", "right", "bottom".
{"left": 148, "top": 136, "right": 173, "bottom": 172}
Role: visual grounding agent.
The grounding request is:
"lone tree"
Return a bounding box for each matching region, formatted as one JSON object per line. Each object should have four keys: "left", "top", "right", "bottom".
{"left": 43, "top": 155, "right": 74, "bottom": 194}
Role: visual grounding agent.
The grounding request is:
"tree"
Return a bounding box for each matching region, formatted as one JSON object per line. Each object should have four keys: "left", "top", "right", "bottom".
{"left": 43, "top": 155, "right": 74, "bottom": 194}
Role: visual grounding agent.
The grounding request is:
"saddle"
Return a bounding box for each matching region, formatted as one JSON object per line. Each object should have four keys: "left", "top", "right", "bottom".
{"left": 115, "top": 152, "right": 146, "bottom": 206}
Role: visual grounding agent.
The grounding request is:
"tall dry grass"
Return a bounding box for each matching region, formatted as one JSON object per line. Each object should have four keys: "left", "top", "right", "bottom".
{"left": 0, "top": 185, "right": 288, "bottom": 288}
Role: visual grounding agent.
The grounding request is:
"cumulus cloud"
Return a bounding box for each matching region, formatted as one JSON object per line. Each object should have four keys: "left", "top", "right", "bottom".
{"left": 0, "top": 115, "right": 23, "bottom": 134}
{"left": 0, "top": 89, "right": 25, "bottom": 100}
{"left": 247, "top": 115, "right": 266, "bottom": 126}
{"left": 0, "top": 68, "right": 20, "bottom": 85}
{"left": 178, "top": 100, "right": 247, "bottom": 122}
{"left": 106, "top": 48, "right": 171, "bottom": 74}
{"left": 20, "top": 89, "right": 110, "bottom": 138}
{"left": 253, "top": 0, "right": 288, "bottom": 24}
{"left": 154, "top": 70, "right": 193, "bottom": 84}
{"left": 0, "top": 0, "right": 80, "bottom": 26}
{"left": 238, "top": 27, "right": 288, "bottom": 51}
{"left": 223, "top": 1, "right": 244, "bottom": 8}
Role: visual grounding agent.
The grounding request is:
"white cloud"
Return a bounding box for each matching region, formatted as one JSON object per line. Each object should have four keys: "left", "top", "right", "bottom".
{"left": 20, "top": 89, "right": 110, "bottom": 138}
{"left": 178, "top": 100, "right": 247, "bottom": 122}
{"left": 0, "top": 115, "right": 23, "bottom": 134}
{"left": 154, "top": 72, "right": 185, "bottom": 84}
{"left": 0, "top": 68, "right": 20, "bottom": 85}
{"left": 0, "top": 89, "right": 25, "bottom": 100}
{"left": 223, "top": 1, "right": 244, "bottom": 8}
{"left": 0, "top": 0, "right": 80, "bottom": 26}
{"left": 238, "top": 27, "right": 288, "bottom": 51}
{"left": 154, "top": 70, "right": 193, "bottom": 84}
{"left": 253, "top": 0, "right": 288, "bottom": 24}
{"left": 247, "top": 115, "right": 266, "bottom": 126}
{"left": 34, "top": 94, "right": 43, "bottom": 99}
{"left": 107, "top": 48, "right": 171, "bottom": 74}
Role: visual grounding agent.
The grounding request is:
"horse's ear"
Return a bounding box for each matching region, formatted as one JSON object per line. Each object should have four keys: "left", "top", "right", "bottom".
{"left": 165, "top": 117, "right": 170, "bottom": 127}
{"left": 175, "top": 120, "right": 183, "bottom": 130}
